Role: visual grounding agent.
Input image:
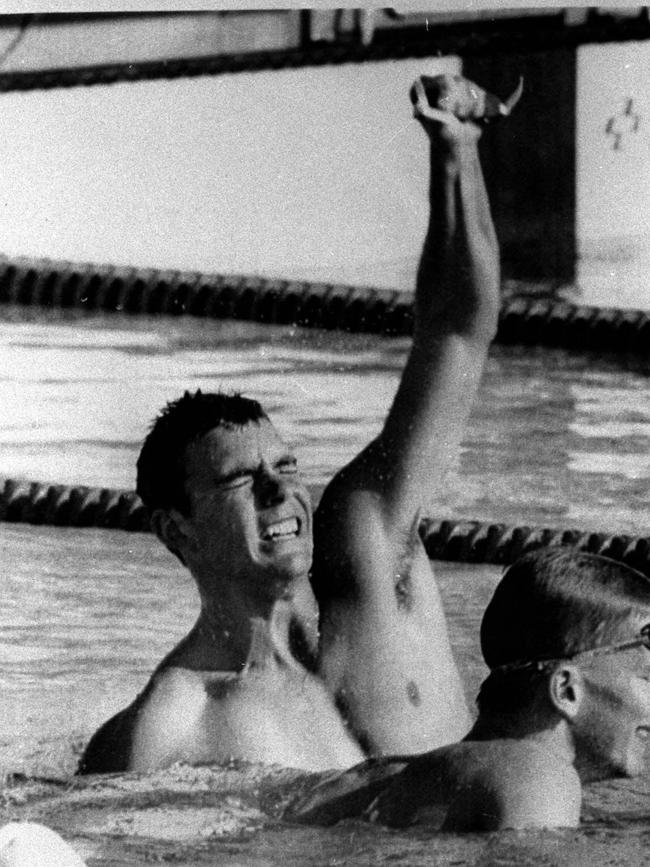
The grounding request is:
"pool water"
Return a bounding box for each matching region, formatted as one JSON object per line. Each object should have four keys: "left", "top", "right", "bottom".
{"left": 0, "top": 308, "right": 649, "bottom": 864}
{"left": 0, "top": 308, "right": 648, "bottom": 533}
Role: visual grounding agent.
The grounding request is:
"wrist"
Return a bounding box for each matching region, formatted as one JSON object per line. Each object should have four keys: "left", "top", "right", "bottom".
{"left": 428, "top": 123, "right": 481, "bottom": 160}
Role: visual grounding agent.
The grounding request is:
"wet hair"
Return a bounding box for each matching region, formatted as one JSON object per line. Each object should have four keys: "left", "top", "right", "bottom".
{"left": 136, "top": 389, "right": 268, "bottom": 515}
{"left": 476, "top": 547, "right": 650, "bottom": 716}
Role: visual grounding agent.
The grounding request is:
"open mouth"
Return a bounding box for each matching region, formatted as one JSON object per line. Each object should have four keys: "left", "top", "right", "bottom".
{"left": 261, "top": 517, "right": 301, "bottom": 541}
{"left": 636, "top": 726, "right": 650, "bottom": 741}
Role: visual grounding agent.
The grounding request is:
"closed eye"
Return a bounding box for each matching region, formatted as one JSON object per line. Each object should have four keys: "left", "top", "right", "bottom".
{"left": 216, "top": 470, "right": 254, "bottom": 490}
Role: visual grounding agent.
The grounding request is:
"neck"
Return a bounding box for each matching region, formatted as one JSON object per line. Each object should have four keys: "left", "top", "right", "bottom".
{"left": 467, "top": 712, "right": 576, "bottom": 767}
{"left": 182, "top": 594, "right": 300, "bottom": 672}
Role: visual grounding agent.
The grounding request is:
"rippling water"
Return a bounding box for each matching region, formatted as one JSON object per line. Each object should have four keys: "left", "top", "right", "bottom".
{"left": 1, "top": 308, "right": 648, "bottom": 533}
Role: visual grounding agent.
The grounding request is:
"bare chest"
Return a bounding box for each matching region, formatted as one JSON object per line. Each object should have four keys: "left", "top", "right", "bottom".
{"left": 140, "top": 662, "right": 365, "bottom": 772}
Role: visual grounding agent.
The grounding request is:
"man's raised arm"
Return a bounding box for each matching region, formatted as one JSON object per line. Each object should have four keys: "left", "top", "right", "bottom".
{"left": 374, "top": 76, "right": 500, "bottom": 525}
{"left": 311, "top": 76, "right": 503, "bottom": 755}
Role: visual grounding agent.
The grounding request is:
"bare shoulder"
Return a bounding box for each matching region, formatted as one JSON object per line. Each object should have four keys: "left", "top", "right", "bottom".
{"left": 149, "top": 663, "right": 208, "bottom": 693}
{"left": 313, "top": 465, "right": 421, "bottom": 603}
{"left": 446, "top": 740, "right": 581, "bottom": 830}
{"left": 489, "top": 739, "right": 579, "bottom": 794}
{"left": 315, "top": 462, "right": 384, "bottom": 540}
{"left": 75, "top": 668, "right": 188, "bottom": 774}
{"left": 128, "top": 665, "right": 233, "bottom": 773}
{"left": 78, "top": 662, "right": 239, "bottom": 776}
{"left": 136, "top": 664, "right": 227, "bottom": 722}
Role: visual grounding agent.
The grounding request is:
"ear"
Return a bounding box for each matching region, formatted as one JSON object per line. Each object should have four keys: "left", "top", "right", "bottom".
{"left": 548, "top": 664, "right": 584, "bottom": 721}
{"left": 150, "top": 508, "right": 193, "bottom": 566}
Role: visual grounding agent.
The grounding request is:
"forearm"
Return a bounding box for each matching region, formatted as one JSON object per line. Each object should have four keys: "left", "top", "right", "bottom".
{"left": 321, "top": 80, "right": 505, "bottom": 527}
{"left": 375, "top": 125, "right": 500, "bottom": 520}
{"left": 414, "top": 131, "right": 500, "bottom": 347}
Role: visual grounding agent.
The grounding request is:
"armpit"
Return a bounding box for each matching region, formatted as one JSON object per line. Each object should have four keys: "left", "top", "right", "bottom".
{"left": 393, "top": 513, "right": 425, "bottom": 613}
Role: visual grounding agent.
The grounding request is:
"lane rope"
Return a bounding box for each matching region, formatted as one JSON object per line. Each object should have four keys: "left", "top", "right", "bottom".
{"left": 1, "top": 254, "right": 649, "bottom": 357}
{"left": 2, "top": 254, "right": 647, "bottom": 566}
{"left": 1, "top": 477, "right": 648, "bottom": 575}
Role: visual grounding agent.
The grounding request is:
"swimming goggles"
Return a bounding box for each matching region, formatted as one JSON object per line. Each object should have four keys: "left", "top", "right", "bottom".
{"left": 491, "top": 623, "right": 650, "bottom": 674}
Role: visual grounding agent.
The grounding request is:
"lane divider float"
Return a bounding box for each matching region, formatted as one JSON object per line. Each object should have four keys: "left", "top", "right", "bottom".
{"left": 0, "top": 254, "right": 649, "bottom": 356}
{"left": 1, "top": 477, "right": 647, "bottom": 575}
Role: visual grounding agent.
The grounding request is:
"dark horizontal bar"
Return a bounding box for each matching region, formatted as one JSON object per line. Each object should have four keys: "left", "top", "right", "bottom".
{"left": 0, "top": 12, "right": 647, "bottom": 93}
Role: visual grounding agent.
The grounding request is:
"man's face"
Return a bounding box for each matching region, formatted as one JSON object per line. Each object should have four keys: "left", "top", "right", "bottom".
{"left": 179, "top": 419, "right": 313, "bottom": 605}
{"left": 573, "top": 616, "right": 650, "bottom": 780}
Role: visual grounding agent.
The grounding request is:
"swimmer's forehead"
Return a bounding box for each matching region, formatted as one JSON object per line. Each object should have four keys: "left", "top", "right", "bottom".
{"left": 184, "top": 420, "right": 297, "bottom": 477}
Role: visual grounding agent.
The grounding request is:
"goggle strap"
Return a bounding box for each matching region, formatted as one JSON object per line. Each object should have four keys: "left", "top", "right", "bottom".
{"left": 490, "top": 624, "right": 650, "bottom": 675}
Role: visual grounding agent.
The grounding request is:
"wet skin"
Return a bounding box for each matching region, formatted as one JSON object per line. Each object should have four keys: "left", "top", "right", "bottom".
{"left": 285, "top": 739, "right": 581, "bottom": 831}
{"left": 573, "top": 619, "right": 650, "bottom": 781}
{"left": 179, "top": 420, "right": 314, "bottom": 612}
{"left": 81, "top": 78, "right": 499, "bottom": 774}
{"left": 285, "top": 617, "right": 650, "bottom": 829}
{"left": 79, "top": 420, "right": 366, "bottom": 774}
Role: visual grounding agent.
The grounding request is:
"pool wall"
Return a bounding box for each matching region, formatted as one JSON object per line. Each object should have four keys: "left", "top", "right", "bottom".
{"left": 0, "top": 31, "right": 646, "bottom": 298}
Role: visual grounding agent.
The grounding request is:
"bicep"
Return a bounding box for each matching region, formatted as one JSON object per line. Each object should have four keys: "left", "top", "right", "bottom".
{"left": 313, "top": 493, "right": 406, "bottom": 696}
{"left": 312, "top": 479, "right": 394, "bottom": 604}
{"left": 317, "top": 336, "right": 488, "bottom": 539}
{"left": 377, "top": 335, "right": 488, "bottom": 526}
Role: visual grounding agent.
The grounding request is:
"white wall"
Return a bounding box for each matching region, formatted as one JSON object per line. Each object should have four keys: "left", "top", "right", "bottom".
{"left": 0, "top": 12, "right": 301, "bottom": 70}
{"left": 0, "top": 56, "right": 459, "bottom": 291}
{"left": 576, "top": 41, "right": 650, "bottom": 308}
{"left": 2, "top": 42, "right": 649, "bottom": 305}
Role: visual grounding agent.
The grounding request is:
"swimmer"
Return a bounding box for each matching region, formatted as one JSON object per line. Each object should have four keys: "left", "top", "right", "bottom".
{"left": 78, "top": 72, "right": 500, "bottom": 774}
{"left": 285, "top": 548, "right": 650, "bottom": 830}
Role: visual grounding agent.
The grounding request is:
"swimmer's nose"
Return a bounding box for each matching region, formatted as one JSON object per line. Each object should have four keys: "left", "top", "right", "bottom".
{"left": 255, "top": 464, "right": 289, "bottom": 506}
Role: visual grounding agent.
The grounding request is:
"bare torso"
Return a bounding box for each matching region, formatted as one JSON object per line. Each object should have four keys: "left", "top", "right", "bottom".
{"left": 315, "top": 500, "right": 470, "bottom": 755}
{"left": 129, "top": 645, "right": 364, "bottom": 774}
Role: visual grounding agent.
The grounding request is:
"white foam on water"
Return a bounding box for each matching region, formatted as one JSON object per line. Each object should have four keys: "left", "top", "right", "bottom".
{"left": 0, "top": 823, "right": 86, "bottom": 867}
